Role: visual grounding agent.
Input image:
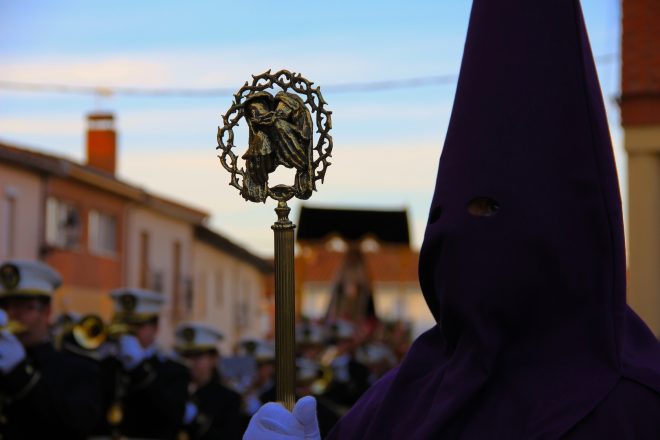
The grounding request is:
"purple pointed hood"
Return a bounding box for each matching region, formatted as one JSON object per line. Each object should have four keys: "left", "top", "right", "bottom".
{"left": 327, "top": 0, "right": 660, "bottom": 438}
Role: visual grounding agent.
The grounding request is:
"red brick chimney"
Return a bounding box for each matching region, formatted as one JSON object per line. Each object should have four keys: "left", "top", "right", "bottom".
{"left": 86, "top": 112, "right": 117, "bottom": 175}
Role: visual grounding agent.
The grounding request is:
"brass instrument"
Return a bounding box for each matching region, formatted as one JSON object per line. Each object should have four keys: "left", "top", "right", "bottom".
{"left": 310, "top": 346, "right": 338, "bottom": 395}
{"left": 0, "top": 319, "right": 27, "bottom": 335}
{"left": 72, "top": 314, "right": 106, "bottom": 350}
{"left": 0, "top": 309, "right": 27, "bottom": 335}
{"left": 309, "top": 362, "right": 333, "bottom": 396}
{"left": 55, "top": 313, "right": 131, "bottom": 353}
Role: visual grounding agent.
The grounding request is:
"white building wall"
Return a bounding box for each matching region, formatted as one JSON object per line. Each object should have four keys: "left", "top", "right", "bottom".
{"left": 0, "top": 163, "right": 42, "bottom": 261}
{"left": 192, "top": 241, "right": 266, "bottom": 355}
{"left": 124, "top": 206, "right": 194, "bottom": 348}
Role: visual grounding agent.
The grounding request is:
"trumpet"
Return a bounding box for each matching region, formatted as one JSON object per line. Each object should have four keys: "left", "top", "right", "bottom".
{"left": 0, "top": 309, "right": 27, "bottom": 335}
{"left": 72, "top": 314, "right": 107, "bottom": 350}
{"left": 56, "top": 314, "right": 130, "bottom": 353}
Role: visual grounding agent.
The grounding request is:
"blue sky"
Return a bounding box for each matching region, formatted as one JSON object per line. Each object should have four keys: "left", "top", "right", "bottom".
{"left": 0, "top": 0, "right": 622, "bottom": 255}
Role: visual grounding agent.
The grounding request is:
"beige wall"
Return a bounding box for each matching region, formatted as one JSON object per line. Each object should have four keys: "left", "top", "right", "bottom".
{"left": 125, "top": 207, "right": 194, "bottom": 348}
{"left": 192, "top": 241, "right": 268, "bottom": 354}
{"left": 625, "top": 126, "right": 660, "bottom": 336}
{"left": 0, "top": 163, "right": 42, "bottom": 261}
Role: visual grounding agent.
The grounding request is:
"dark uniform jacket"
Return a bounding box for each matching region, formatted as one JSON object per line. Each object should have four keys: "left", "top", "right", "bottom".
{"left": 323, "top": 357, "right": 370, "bottom": 408}
{"left": 184, "top": 377, "right": 242, "bottom": 440}
{"left": 308, "top": 394, "right": 341, "bottom": 439}
{"left": 98, "top": 353, "right": 189, "bottom": 440}
{"left": 0, "top": 341, "right": 102, "bottom": 439}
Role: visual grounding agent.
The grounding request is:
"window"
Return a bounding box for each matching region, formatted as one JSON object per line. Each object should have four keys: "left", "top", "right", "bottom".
{"left": 88, "top": 210, "right": 117, "bottom": 255}
{"left": 45, "top": 197, "right": 81, "bottom": 249}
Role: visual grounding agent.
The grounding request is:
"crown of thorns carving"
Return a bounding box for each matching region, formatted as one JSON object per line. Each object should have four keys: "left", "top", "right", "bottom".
{"left": 216, "top": 70, "right": 333, "bottom": 203}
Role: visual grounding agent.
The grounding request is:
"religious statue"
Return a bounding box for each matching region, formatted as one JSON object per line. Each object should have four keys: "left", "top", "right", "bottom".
{"left": 242, "top": 90, "right": 314, "bottom": 202}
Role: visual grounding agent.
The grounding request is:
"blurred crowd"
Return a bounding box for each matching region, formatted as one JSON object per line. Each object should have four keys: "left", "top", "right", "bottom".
{"left": 0, "top": 259, "right": 411, "bottom": 439}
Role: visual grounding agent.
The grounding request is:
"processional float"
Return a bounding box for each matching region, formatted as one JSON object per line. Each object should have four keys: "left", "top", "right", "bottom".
{"left": 216, "top": 70, "right": 333, "bottom": 409}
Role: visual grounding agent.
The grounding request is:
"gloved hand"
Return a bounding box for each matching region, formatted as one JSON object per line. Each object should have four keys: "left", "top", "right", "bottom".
{"left": 118, "top": 334, "right": 145, "bottom": 371}
{"left": 243, "top": 396, "right": 321, "bottom": 440}
{"left": 0, "top": 330, "right": 26, "bottom": 374}
{"left": 183, "top": 401, "right": 198, "bottom": 424}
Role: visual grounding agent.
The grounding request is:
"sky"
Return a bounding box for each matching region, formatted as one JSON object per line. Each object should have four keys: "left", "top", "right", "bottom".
{"left": 0, "top": 0, "right": 622, "bottom": 256}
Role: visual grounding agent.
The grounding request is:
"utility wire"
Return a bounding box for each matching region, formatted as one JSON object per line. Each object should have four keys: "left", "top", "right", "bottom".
{"left": 0, "top": 54, "right": 618, "bottom": 97}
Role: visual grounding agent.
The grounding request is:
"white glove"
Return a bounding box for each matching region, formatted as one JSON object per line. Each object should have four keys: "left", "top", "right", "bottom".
{"left": 118, "top": 334, "right": 145, "bottom": 370}
{"left": 243, "top": 396, "right": 321, "bottom": 440}
{"left": 0, "top": 330, "right": 26, "bottom": 374}
{"left": 183, "top": 402, "right": 198, "bottom": 424}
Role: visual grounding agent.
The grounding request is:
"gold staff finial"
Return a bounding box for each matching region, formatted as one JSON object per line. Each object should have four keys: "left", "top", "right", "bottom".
{"left": 216, "top": 70, "right": 333, "bottom": 410}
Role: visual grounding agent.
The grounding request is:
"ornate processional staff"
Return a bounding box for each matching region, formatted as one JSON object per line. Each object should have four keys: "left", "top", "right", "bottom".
{"left": 216, "top": 70, "right": 333, "bottom": 410}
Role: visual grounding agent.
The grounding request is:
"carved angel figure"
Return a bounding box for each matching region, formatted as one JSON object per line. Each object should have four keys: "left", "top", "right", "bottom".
{"left": 242, "top": 91, "right": 314, "bottom": 202}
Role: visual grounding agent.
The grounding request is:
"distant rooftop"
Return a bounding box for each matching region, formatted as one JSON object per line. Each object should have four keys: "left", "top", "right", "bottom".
{"left": 296, "top": 206, "right": 410, "bottom": 246}
{"left": 0, "top": 139, "right": 208, "bottom": 224}
{"left": 298, "top": 247, "right": 419, "bottom": 283}
{"left": 0, "top": 139, "right": 272, "bottom": 272}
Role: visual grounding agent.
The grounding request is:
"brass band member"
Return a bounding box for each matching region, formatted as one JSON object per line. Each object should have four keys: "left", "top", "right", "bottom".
{"left": 321, "top": 320, "right": 370, "bottom": 410}
{"left": 240, "top": 339, "right": 276, "bottom": 415}
{"left": 96, "top": 288, "right": 188, "bottom": 439}
{"left": 175, "top": 323, "right": 242, "bottom": 440}
{"left": 0, "top": 260, "right": 102, "bottom": 439}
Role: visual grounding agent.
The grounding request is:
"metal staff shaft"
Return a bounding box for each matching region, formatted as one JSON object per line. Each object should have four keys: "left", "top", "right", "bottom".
{"left": 272, "top": 201, "right": 296, "bottom": 410}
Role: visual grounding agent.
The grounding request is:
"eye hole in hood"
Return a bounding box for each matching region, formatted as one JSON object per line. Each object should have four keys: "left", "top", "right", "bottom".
{"left": 467, "top": 197, "right": 500, "bottom": 217}
{"left": 428, "top": 205, "right": 443, "bottom": 224}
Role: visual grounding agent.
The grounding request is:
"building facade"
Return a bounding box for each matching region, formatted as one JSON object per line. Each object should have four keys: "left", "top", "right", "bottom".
{"left": 0, "top": 160, "right": 42, "bottom": 261}
{"left": 0, "top": 112, "right": 272, "bottom": 347}
{"left": 621, "top": 0, "right": 660, "bottom": 336}
{"left": 295, "top": 206, "right": 435, "bottom": 338}
{"left": 192, "top": 225, "right": 272, "bottom": 353}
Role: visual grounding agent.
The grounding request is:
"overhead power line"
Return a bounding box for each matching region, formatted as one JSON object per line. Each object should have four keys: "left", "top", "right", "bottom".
{"left": 0, "top": 54, "right": 618, "bottom": 98}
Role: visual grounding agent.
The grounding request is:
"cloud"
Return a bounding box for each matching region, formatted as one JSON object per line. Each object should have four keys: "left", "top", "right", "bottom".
{"left": 0, "top": 38, "right": 459, "bottom": 91}
{"left": 0, "top": 114, "right": 83, "bottom": 136}
{"left": 0, "top": 100, "right": 452, "bottom": 148}
{"left": 2, "top": 56, "right": 175, "bottom": 87}
{"left": 120, "top": 141, "right": 441, "bottom": 209}
{"left": 118, "top": 140, "right": 441, "bottom": 255}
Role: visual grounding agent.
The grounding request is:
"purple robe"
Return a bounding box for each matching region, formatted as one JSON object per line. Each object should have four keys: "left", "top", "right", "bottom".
{"left": 326, "top": 0, "right": 660, "bottom": 438}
